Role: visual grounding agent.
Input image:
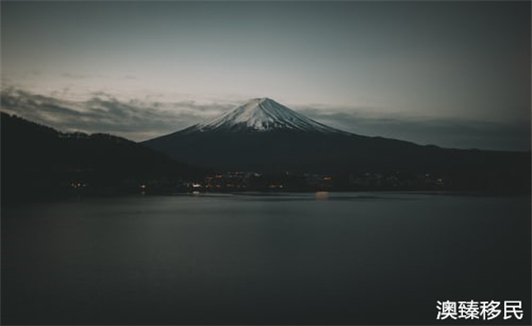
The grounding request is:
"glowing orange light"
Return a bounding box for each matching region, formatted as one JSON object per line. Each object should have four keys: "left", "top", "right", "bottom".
{"left": 315, "top": 191, "right": 329, "bottom": 200}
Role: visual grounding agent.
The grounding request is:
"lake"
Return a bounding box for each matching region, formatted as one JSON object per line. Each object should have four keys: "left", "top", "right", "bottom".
{"left": 1, "top": 192, "right": 530, "bottom": 325}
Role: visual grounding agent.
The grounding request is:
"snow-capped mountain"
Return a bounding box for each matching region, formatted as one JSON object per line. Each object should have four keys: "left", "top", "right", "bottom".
{"left": 143, "top": 97, "right": 528, "bottom": 174}
{"left": 143, "top": 97, "right": 412, "bottom": 171}
{"left": 192, "top": 97, "right": 342, "bottom": 133}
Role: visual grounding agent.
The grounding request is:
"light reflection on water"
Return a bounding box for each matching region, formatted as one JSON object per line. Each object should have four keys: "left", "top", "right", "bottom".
{"left": 315, "top": 191, "right": 329, "bottom": 200}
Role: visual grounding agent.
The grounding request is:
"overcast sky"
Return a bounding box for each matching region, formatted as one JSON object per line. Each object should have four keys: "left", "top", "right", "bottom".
{"left": 1, "top": 1, "right": 530, "bottom": 150}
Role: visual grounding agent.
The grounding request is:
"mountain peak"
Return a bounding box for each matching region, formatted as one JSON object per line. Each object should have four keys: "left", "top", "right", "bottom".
{"left": 251, "top": 97, "right": 271, "bottom": 103}
{"left": 195, "top": 98, "right": 343, "bottom": 133}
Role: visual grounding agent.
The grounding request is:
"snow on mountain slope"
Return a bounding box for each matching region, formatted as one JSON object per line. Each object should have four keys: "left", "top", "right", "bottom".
{"left": 193, "top": 98, "right": 345, "bottom": 133}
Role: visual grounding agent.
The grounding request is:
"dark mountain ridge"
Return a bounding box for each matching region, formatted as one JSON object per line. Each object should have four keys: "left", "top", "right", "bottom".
{"left": 1, "top": 112, "right": 204, "bottom": 202}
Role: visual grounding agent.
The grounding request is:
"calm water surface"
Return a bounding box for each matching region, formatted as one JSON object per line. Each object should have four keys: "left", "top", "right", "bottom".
{"left": 2, "top": 192, "right": 530, "bottom": 324}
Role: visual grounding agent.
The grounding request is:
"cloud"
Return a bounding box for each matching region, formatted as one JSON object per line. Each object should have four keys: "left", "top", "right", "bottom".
{"left": 60, "top": 72, "right": 106, "bottom": 80}
{"left": 298, "top": 107, "right": 531, "bottom": 151}
{"left": 61, "top": 72, "right": 91, "bottom": 80}
{"left": 0, "top": 87, "right": 232, "bottom": 141}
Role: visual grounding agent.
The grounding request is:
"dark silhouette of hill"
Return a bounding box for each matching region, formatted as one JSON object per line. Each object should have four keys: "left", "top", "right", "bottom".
{"left": 1, "top": 112, "right": 204, "bottom": 203}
